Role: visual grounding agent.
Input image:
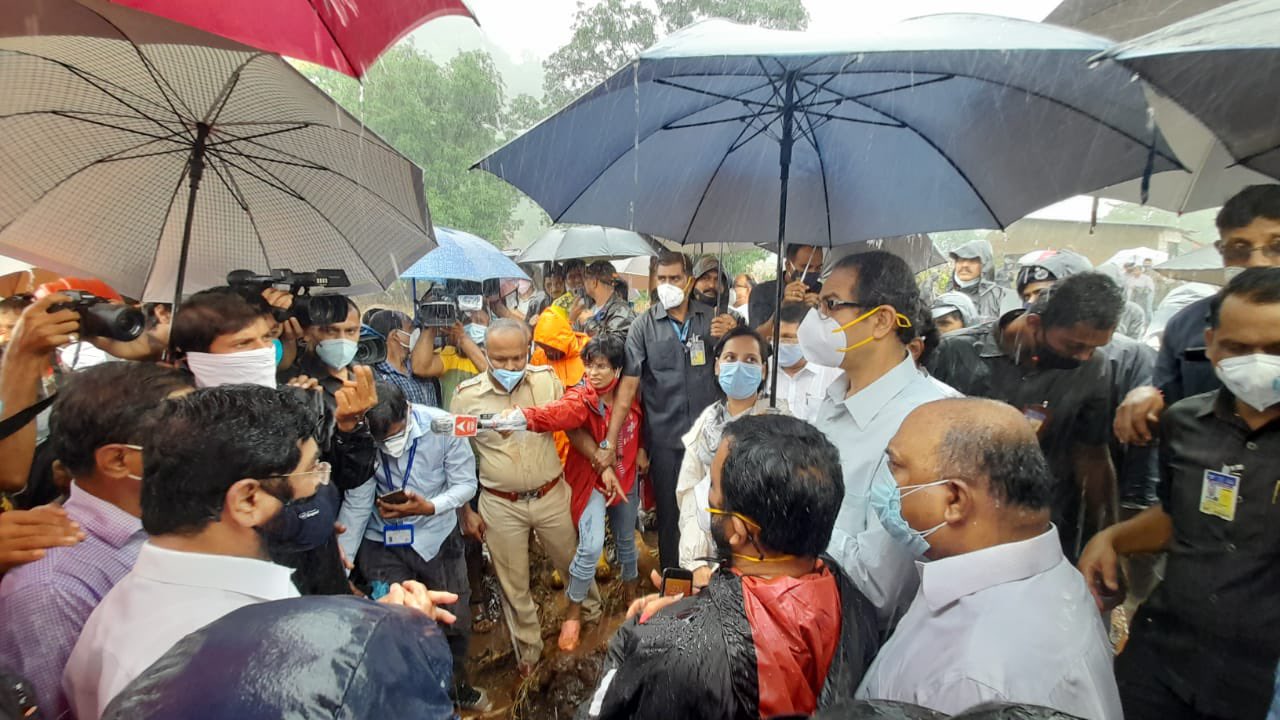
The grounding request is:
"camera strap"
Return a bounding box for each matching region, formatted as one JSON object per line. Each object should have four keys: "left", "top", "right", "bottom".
{"left": 0, "top": 395, "right": 56, "bottom": 442}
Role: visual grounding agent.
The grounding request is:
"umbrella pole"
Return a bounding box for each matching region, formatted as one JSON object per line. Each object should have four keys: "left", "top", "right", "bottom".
{"left": 172, "top": 122, "right": 212, "bottom": 311}
{"left": 768, "top": 72, "right": 797, "bottom": 410}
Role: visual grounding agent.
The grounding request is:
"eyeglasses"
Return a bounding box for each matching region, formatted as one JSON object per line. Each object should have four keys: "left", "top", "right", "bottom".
{"left": 1216, "top": 239, "right": 1280, "bottom": 264}
{"left": 817, "top": 297, "right": 863, "bottom": 318}
{"left": 268, "top": 461, "right": 332, "bottom": 485}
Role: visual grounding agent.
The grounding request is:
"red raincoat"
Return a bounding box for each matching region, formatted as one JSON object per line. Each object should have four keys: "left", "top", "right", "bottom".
{"left": 521, "top": 382, "right": 642, "bottom": 526}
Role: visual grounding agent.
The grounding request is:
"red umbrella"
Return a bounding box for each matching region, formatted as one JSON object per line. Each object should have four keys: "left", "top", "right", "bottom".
{"left": 105, "top": 0, "right": 476, "bottom": 77}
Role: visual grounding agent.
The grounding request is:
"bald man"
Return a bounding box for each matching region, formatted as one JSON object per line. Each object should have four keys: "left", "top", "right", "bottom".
{"left": 857, "top": 399, "right": 1121, "bottom": 719}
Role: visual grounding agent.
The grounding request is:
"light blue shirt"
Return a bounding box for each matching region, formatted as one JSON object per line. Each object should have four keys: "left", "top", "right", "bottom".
{"left": 338, "top": 405, "right": 477, "bottom": 566}
{"left": 857, "top": 527, "right": 1122, "bottom": 719}
{"left": 817, "top": 354, "right": 955, "bottom": 624}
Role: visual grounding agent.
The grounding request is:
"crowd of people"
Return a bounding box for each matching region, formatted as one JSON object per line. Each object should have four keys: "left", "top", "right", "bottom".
{"left": 0, "top": 184, "right": 1278, "bottom": 720}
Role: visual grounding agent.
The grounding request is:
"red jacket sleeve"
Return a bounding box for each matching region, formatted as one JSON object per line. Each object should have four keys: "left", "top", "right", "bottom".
{"left": 523, "top": 384, "right": 592, "bottom": 433}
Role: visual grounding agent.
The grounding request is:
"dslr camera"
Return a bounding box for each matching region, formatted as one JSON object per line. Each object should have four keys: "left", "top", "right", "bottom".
{"left": 226, "top": 269, "right": 351, "bottom": 327}
{"left": 413, "top": 280, "right": 498, "bottom": 329}
{"left": 50, "top": 291, "right": 145, "bottom": 342}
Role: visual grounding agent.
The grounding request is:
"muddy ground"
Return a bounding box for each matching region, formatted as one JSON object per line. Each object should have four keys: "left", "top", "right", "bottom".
{"left": 464, "top": 530, "right": 661, "bottom": 720}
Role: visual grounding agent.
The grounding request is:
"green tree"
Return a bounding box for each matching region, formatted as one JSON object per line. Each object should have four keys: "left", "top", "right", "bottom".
{"left": 543, "top": 0, "right": 808, "bottom": 109}
{"left": 304, "top": 47, "right": 522, "bottom": 246}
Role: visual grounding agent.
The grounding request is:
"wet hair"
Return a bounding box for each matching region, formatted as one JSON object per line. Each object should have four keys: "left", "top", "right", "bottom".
{"left": 366, "top": 381, "right": 409, "bottom": 442}
{"left": 1216, "top": 184, "right": 1280, "bottom": 232}
{"left": 172, "top": 286, "right": 272, "bottom": 354}
{"left": 584, "top": 261, "right": 616, "bottom": 285}
{"left": 545, "top": 266, "right": 566, "bottom": 281}
{"left": 720, "top": 414, "right": 844, "bottom": 557}
{"left": 562, "top": 259, "right": 586, "bottom": 273}
{"left": 785, "top": 243, "right": 818, "bottom": 260}
{"left": 938, "top": 422, "right": 1054, "bottom": 510}
{"left": 50, "top": 363, "right": 192, "bottom": 477}
{"left": 1208, "top": 266, "right": 1280, "bottom": 329}
{"left": 366, "top": 309, "right": 410, "bottom": 339}
{"left": 582, "top": 333, "right": 626, "bottom": 369}
{"left": 777, "top": 301, "right": 810, "bottom": 326}
{"left": 1031, "top": 273, "right": 1123, "bottom": 331}
{"left": 140, "top": 385, "right": 320, "bottom": 536}
{"left": 831, "top": 251, "right": 923, "bottom": 345}
{"left": 654, "top": 250, "right": 692, "bottom": 276}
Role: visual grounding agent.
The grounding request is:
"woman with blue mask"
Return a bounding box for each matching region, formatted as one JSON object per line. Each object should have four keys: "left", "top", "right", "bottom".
{"left": 674, "top": 326, "right": 788, "bottom": 589}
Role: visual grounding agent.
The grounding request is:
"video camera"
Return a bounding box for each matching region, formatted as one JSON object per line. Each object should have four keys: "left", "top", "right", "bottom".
{"left": 226, "top": 269, "right": 351, "bottom": 327}
{"left": 51, "top": 291, "right": 145, "bottom": 342}
{"left": 413, "top": 279, "right": 500, "bottom": 329}
{"left": 356, "top": 324, "right": 387, "bottom": 366}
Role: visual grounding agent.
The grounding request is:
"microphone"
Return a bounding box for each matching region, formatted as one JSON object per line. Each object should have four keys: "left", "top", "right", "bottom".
{"left": 429, "top": 413, "right": 525, "bottom": 437}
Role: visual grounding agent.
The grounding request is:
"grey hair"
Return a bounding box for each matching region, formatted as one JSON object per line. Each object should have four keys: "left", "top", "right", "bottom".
{"left": 485, "top": 317, "right": 528, "bottom": 343}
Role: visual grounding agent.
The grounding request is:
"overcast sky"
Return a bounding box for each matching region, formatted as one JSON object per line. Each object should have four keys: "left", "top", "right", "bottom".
{"left": 432, "top": 0, "right": 1063, "bottom": 61}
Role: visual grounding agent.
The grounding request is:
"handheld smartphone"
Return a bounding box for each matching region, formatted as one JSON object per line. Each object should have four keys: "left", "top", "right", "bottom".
{"left": 661, "top": 567, "right": 694, "bottom": 598}
{"left": 378, "top": 489, "right": 409, "bottom": 505}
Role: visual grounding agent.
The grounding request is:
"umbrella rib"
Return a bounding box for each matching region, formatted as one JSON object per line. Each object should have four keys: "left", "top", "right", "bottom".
{"left": 678, "top": 101, "right": 776, "bottom": 245}
{"left": 209, "top": 148, "right": 400, "bottom": 285}
{"left": 205, "top": 123, "right": 313, "bottom": 148}
{"left": 52, "top": 60, "right": 190, "bottom": 140}
{"left": 139, "top": 166, "right": 192, "bottom": 301}
{"left": 797, "top": 110, "right": 834, "bottom": 248}
{"left": 653, "top": 78, "right": 780, "bottom": 111}
{"left": 207, "top": 158, "right": 276, "bottom": 270}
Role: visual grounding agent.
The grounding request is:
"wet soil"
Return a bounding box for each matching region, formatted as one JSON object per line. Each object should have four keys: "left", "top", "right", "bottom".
{"left": 463, "top": 529, "right": 661, "bottom": 720}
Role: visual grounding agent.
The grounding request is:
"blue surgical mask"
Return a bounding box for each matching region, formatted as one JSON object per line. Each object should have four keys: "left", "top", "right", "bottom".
{"left": 465, "top": 323, "right": 487, "bottom": 346}
{"left": 868, "top": 458, "right": 947, "bottom": 557}
{"left": 717, "top": 361, "right": 762, "bottom": 400}
{"left": 316, "top": 339, "right": 357, "bottom": 369}
{"left": 491, "top": 367, "right": 526, "bottom": 393}
{"left": 272, "top": 337, "right": 284, "bottom": 365}
{"left": 776, "top": 342, "right": 805, "bottom": 368}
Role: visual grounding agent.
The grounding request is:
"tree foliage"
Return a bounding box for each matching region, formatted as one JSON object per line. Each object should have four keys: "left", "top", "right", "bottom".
{"left": 543, "top": 0, "right": 809, "bottom": 110}
{"left": 304, "top": 47, "right": 522, "bottom": 246}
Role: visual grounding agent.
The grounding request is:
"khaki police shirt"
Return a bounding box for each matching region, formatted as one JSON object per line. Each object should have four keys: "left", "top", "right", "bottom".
{"left": 449, "top": 365, "right": 564, "bottom": 493}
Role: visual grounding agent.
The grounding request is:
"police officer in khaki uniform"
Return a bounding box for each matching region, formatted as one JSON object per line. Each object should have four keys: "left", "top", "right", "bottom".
{"left": 450, "top": 318, "right": 600, "bottom": 674}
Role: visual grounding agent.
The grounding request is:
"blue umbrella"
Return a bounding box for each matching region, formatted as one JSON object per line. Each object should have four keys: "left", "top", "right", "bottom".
{"left": 401, "top": 226, "right": 529, "bottom": 282}
{"left": 475, "top": 14, "right": 1181, "bottom": 402}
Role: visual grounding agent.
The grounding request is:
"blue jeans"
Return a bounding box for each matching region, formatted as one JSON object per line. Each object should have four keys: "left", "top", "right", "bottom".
{"left": 568, "top": 484, "right": 639, "bottom": 603}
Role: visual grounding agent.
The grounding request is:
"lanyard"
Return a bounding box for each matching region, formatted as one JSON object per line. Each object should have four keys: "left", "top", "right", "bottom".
{"left": 667, "top": 316, "right": 691, "bottom": 343}
{"left": 380, "top": 437, "right": 419, "bottom": 492}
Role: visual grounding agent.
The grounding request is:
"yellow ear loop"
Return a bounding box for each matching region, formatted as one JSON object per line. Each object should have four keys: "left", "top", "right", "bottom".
{"left": 831, "top": 306, "right": 914, "bottom": 353}
{"left": 706, "top": 507, "right": 798, "bottom": 563}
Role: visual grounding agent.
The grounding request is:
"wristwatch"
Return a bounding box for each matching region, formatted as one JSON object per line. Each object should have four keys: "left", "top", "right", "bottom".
{"left": 598, "top": 439, "right": 611, "bottom": 450}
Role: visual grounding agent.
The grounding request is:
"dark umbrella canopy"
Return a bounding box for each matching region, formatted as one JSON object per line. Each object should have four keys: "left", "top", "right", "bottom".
{"left": 102, "top": 596, "right": 455, "bottom": 720}
{"left": 1097, "top": 0, "right": 1280, "bottom": 180}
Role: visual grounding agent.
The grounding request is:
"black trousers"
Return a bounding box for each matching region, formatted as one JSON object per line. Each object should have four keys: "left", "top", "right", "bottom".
{"left": 355, "top": 526, "right": 472, "bottom": 687}
{"left": 649, "top": 445, "right": 685, "bottom": 571}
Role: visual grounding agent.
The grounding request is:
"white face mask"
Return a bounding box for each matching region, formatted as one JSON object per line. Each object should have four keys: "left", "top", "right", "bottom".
{"left": 1216, "top": 354, "right": 1280, "bottom": 412}
{"left": 392, "top": 330, "right": 411, "bottom": 350}
{"left": 409, "top": 328, "right": 422, "bottom": 349}
{"left": 381, "top": 413, "right": 415, "bottom": 457}
{"left": 656, "top": 282, "right": 686, "bottom": 310}
{"left": 796, "top": 308, "right": 847, "bottom": 368}
{"left": 954, "top": 275, "right": 980, "bottom": 289}
{"left": 185, "top": 346, "right": 278, "bottom": 389}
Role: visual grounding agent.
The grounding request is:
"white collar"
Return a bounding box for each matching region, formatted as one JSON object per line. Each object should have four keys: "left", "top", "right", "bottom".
{"left": 830, "top": 354, "right": 920, "bottom": 429}
{"left": 918, "top": 526, "right": 1063, "bottom": 612}
{"left": 131, "top": 542, "right": 298, "bottom": 601}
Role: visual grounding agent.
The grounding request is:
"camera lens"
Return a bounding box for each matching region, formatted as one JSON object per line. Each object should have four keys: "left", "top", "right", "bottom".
{"left": 79, "top": 303, "right": 145, "bottom": 341}
{"left": 354, "top": 336, "right": 387, "bottom": 365}
{"left": 294, "top": 294, "right": 350, "bottom": 328}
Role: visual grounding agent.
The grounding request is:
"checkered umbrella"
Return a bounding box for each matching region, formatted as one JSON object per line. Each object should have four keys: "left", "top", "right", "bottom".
{"left": 0, "top": 0, "right": 434, "bottom": 303}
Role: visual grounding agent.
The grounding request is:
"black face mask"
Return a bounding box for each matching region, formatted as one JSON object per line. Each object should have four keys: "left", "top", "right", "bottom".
{"left": 257, "top": 481, "right": 340, "bottom": 558}
{"left": 1034, "top": 329, "right": 1082, "bottom": 370}
{"left": 692, "top": 289, "right": 719, "bottom": 307}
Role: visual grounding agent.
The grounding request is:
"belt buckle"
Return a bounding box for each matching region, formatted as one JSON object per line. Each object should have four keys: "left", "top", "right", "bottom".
{"left": 514, "top": 488, "right": 540, "bottom": 502}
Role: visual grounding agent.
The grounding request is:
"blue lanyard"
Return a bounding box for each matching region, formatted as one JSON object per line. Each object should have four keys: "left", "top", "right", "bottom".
{"left": 667, "top": 316, "right": 691, "bottom": 343}
{"left": 380, "top": 437, "right": 419, "bottom": 492}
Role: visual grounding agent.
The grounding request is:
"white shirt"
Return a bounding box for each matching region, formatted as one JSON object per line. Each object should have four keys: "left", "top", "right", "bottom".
{"left": 857, "top": 527, "right": 1123, "bottom": 720}
{"left": 64, "top": 543, "right": 300, "bottom": 719}
{"left": 774, "top": 361, "right": 842, "bottom": 423}
{"left": 818, "top": 354, "right": 955, "bottom": 623}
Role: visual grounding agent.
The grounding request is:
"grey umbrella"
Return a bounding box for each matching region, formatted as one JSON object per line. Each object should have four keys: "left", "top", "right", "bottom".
{"left": 1096, "top": 0, "right": 1280, "bottom": 181}
{"left": 476, "top": 15, "right": 1181, "bottom": 402}
{"left": 0, "top": 0, "right": 434, "bottom": 304}
{"left": 517, "top": 225, "right": 662, "bottom": 263}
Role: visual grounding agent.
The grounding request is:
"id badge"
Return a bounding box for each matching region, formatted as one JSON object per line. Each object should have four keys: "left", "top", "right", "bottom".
{"left": 384, "top": 523, "right": 415, "bottom": 547}
{"left": 689, "top": 337, "right": 706, "bottom": 367}
{"left": 1021, "top": 404, "right": 1050, "bottom": 437}
{"left": 1200, "top": 469, "right": 1240, "bottom": 521}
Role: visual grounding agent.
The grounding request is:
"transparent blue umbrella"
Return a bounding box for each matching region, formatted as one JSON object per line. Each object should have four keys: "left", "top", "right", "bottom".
{"left": 401, "top": 226, "right": 528, "bottom": 283}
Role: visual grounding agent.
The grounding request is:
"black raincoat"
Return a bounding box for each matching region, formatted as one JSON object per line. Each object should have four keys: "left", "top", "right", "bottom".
{"left": 803, "top": 700, "right": 1082, "bottom": 720}
{"left": 102, "top": 596, "right": 454, "bottom": 720}
{"left": 581, "top": 559, "right": 878, "bottom": 720}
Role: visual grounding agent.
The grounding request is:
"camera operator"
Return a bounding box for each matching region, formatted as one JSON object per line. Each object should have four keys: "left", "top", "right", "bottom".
{"left": 366, "top": 309, "right": 443, "bottom": 408}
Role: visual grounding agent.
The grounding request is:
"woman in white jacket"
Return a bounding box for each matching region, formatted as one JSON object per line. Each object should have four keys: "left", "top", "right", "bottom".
{"left": 675, "top": 325, "right": 788, "bottom": 587}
